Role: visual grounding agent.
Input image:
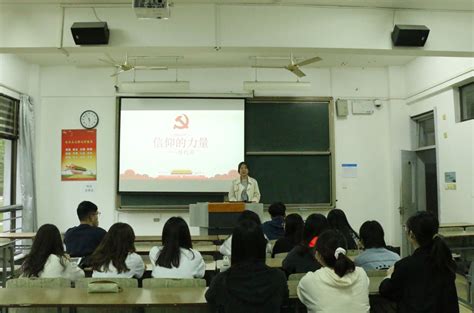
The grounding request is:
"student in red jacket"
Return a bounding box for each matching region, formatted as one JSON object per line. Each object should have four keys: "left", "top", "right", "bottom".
{"left": 379, "top": 211, "right": 458, "bottom": 313}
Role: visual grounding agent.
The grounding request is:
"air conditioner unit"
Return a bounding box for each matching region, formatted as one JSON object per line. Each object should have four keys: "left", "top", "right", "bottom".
{"left": 133, "top": 0, "right": 171, "bottom": 19}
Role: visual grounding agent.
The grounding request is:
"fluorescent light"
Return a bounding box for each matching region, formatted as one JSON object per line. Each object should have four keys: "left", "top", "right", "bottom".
{"left": 243, "top": 81, "right": 311, "bottom": 91}
{"left": 117, "top": 81, "right": 190, "bottom": 93}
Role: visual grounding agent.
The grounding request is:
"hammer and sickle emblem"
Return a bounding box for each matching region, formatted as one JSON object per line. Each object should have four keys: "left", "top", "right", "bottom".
{"left": 174, "top": 114, "right": 189, "bottom": 129}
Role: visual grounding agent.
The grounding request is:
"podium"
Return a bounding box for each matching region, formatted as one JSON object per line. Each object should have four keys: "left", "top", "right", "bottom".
{"left": 189, "top": 202, "right": 264, "bottom": 235}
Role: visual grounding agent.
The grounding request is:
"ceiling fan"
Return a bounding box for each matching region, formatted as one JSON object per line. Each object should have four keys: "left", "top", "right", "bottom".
{"left": 252, "top": 54, "right": 322, "bottom": 78}
{"left": 99, "top": 53, "right": 168, "bottom": 77}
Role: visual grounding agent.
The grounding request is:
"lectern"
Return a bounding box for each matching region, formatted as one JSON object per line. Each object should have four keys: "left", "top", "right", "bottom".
{"left": 189, "top": 202, "right": 264, "bottom": 235}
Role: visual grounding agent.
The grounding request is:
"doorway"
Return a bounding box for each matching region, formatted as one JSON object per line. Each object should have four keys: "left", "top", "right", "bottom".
{"left": 399, "top": 111, "right": 438, "bottom": 257}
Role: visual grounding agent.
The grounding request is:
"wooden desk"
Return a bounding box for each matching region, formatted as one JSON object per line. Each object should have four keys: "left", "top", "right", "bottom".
{"left": 136, "top": 245, "right": 218, "bottom": 255}
{"left": 0, "top": 232, "right": 35, "bottom": 240}
{"left": 216, "top": 258, "right": 283, "bottom": 270}
{"left": 135, "top": 235, "right": 219, "bottom": 242}
{"left": 439, "top": 230, "right": 474, "bottom": 238}
{"left": 143, "top": 259, "right": 216, "bottom": 272}
{"left": 440, "top": 223, "right": 474, "bottom": 230}
{"left": 0, "top": 287, "right": 207, "bottom": 307}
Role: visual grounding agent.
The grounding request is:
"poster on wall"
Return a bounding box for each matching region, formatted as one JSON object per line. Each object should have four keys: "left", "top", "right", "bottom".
{"left": 61, "top": 129, "right": 97, "bottom": 181}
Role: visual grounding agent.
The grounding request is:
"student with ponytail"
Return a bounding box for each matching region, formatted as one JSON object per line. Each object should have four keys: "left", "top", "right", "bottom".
{"left": 379, "top": 211, "right": 458, "bottom": 313}
{"left": 297, "top": 230, "right": 370, "bottom": 313}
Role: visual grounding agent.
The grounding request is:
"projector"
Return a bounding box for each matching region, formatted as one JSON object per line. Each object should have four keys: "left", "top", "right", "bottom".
{"left": 133, "top": 0, "right": 171, "bottom": 19}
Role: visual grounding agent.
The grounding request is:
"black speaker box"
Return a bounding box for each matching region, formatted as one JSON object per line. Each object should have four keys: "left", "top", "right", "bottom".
{"left": 71, "top": 22, "right": 109, "bottom": 45}
{"left": 391, "top": 25, "right": 430, "bottom": 47}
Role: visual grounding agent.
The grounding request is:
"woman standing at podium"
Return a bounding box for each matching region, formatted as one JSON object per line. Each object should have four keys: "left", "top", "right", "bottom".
{"left": 228, "top": 161, "right": 261, "bottom": 203}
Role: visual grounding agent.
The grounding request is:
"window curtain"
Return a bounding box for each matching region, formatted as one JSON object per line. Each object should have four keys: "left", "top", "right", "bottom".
{"left": 19, "top": 95, "right": 37, "bottom": 231}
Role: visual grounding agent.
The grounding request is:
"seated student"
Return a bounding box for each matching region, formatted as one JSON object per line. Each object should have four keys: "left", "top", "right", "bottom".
{"left": 354, "top": 220, "right": 400, "bottom": 271}
{"left": 64, "top": 201, "right": 107, "bottom": 266}
{"left": 89, "top": 222, "right": 145, "bottom": 279}
{"left": 272, "top": 213, "right": 304, "bottom": 257}
{"left": 379, "top": 211, "right": 458, "bottom": 313}
{"left": 282, "top": 213, "right": 328, "bottom": 275}
{"left": 262, "top": 202, "right": 286, "bottom": 240}
{"left": 327, "top": 208, "right": 360, "bottom": 250}
{"left": 297, "top": 230, "right": 370, "bottom": 313}
{"left": 220, "top": 210, "right": 271, "bottom": 257}
{"left": 206, "top": 219, "right": 289, "bottom": 313}
{"left": 149, "top": 216, "right": 205, "bottom": 279}
{"left": 21, "top": 224, "right": 85, "bottom": 281}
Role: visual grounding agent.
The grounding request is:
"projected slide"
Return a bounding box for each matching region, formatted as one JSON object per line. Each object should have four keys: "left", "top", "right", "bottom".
{"left": 119, "top": 98, "right": 244, "bottom": 192}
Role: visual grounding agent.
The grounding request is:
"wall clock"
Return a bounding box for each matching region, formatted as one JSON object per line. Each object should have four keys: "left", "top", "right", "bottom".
{"left": 80, "top": 110, "right": 99, "bottom": 129}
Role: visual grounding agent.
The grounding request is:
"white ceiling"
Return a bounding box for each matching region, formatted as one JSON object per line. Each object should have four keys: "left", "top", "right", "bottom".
{"left": 0, "top": 0, "right": 473, "bottom": 11}
{"left": 3, "top": 0, "right": 472, "bottom": 68}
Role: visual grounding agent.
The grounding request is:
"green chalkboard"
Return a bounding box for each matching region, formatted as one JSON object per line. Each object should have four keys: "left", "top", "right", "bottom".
{"left": 244, "top": 98, "right": 332, "bottom": 205}
{"left": 246, "top": 154, "right": 331, "bottom": 205}
{"left": 245, "top": 100, "right": 329, "bottom": 152}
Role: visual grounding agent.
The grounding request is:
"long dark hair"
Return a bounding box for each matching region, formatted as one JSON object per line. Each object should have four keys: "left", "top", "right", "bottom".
{"left": 327, "top": 209, "right": 359, "bottom": 249}
{"left": 296, "top": 213, "right": 329, "bottom": 257}
{"left": 157, "top": 217, "right": 193, "bottom": 268}
{"left": 285, "top": 213, "right": 304, "bottom": 245}
{"left": 359, "top": 220, "right": 386, "bottom": 249}
{"left": 89, "top": 223, "right": 136, "bottom": 274}
{"left": 231, "top": 219, "right": 267, "bottom": 265}
{"left": 21, "top": 224, "right": 66, "bottom": 277}
{"left": 238, "top": 210, "right": 261, "bottom": 225}
{"left": 316, "top": 229, "right": 355, "bottom": 278}
{"left": 406, "top": 211, "right": 456, "bottom": 274}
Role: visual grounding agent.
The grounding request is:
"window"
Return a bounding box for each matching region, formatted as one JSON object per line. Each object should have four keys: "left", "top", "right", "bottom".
{"left": 460, "top": 82, "right": 474, "bottom": 121}
{"left": 0, "top": 94, "right": 19, "bottom": 232}
{"left": 413, "top": 112, "right": 435, "bottom": 148}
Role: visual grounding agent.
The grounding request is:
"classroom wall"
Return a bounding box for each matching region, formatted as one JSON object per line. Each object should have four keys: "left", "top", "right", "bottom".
{"left": 402, "top": 57, "right": 474, "bottom": 224}
{"left": 35, "top": 65, "right": 398, "bottom": 242}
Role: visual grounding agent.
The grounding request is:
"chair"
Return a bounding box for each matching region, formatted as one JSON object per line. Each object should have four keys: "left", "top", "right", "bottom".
{"left": 142, "top": 278, "right": 207, "bottom": 313}
{"left": 202, "top": 254, "right": 214, "bottom": 262}
{"left": 6, "top": 277, "right": 72, "bottom": 313}
{"left": 75, "top": 277, "right": 139, "bottom": 313}
{"left": 273, "top": 252, "right": 288, "bottom": 259}
{"left": 288, "top": 273, "right": 305, "bottom": 281}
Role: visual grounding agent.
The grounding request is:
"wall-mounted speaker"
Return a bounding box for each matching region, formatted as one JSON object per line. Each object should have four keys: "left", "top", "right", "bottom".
{"left": 391, "top": 25, "right": 430, "bottom": 47}
{"left": 71, "top": 22, "right": 109, "bottom": 45}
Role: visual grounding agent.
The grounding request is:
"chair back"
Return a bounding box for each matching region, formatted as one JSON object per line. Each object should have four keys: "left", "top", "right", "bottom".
{"left": 273, "top": 252, "right": 288, "bottom": 259}
{"left": 288, "top": 273, "right": 305, "bottom": 281}
{"left": 142, "top": 278, "right": 207, "bottom": 313}
{"left": 7, "top": 277, "right": 72, "bottom": 313}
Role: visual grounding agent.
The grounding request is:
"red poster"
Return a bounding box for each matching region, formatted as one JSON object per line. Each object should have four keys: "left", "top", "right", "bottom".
{"left": 61, "top": 129, "right": 97, "bottom": 181}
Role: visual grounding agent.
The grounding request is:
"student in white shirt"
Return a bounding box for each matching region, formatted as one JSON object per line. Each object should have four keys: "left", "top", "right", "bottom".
{"left": 149, "top": 216, "right": 205, "bottom": 279}
{"left": 20, "top": 224, "right": 84, "bottom": 281}
{"left": 297, "top": 229, "right": 370, "bottom": 313}
{"left": 89, "top": 222, "right": 145, "bottom": 279}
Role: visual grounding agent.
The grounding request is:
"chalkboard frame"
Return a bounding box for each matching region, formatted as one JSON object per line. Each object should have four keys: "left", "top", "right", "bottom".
{"left": 245, "top": 97, "right": 335, "bottom": 207}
